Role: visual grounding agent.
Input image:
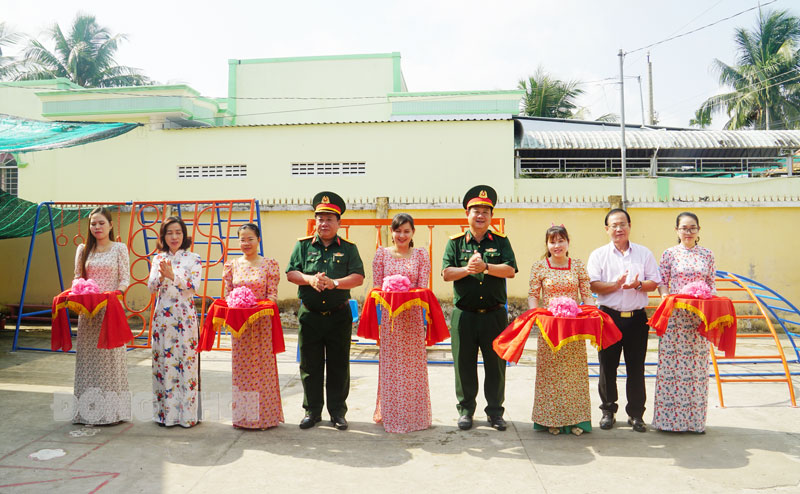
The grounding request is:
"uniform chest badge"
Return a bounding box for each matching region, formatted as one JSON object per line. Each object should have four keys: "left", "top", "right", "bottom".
{"left": 485, "top": 248, "right": 497, "bottom": 252}
{"left": 333, "top": 252, "right": 345, "bottom": 257}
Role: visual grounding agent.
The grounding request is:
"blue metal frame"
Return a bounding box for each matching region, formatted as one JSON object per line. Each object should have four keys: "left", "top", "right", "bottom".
{"left": 12, "top": 200, "right": 264, "bottom": 352}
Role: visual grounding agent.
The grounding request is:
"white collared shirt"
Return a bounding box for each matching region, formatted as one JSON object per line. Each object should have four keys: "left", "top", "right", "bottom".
{"left": 587, "top": 241, "right": 661, "bottom": 311}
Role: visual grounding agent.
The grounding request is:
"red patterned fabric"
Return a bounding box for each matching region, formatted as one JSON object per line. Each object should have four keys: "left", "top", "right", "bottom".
{"left": 51, "top": 290, "right": 132, "bottom": 351}
{"left": 199, "top": 298, "right": 284, "bottom": 353}
{"left": 357, "top": 288, "right": 449, "bottom": 346}
{"left": 648, "top": 294, "right": 737, "bottom": 357}
{"left": 493, "top": 305, "right": 622, "bottom": 364}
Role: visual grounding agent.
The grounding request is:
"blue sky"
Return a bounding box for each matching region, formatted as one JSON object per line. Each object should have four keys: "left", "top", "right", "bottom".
{"left": 4, "top": 0, "right": 798, "bottom": 128}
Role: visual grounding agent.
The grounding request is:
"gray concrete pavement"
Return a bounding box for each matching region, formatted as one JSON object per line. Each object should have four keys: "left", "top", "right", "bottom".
{"left": 1, "top": 329, "right": 800, "bottom": 493}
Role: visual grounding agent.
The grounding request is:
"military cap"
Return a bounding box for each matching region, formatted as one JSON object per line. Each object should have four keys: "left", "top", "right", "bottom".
{"left": 462, "top": 185, "right": 497, "bottom": 210}
{"left": 312, "top": 191, "right": 346, "bottom": 216}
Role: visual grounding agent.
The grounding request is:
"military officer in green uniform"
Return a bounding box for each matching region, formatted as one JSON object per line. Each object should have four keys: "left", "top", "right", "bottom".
{"left": 442, "top": 185, "right": 517, "bottom": 431}
{"left": 286, "top": 191, "right": 365, "bottom": 430}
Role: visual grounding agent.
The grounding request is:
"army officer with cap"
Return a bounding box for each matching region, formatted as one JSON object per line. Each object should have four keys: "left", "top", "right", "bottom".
{"left": 287, "top": 191, "right": 364, "bottom": 430}
{"left": 442, "top": 185, "right": 517, "bottom": 431}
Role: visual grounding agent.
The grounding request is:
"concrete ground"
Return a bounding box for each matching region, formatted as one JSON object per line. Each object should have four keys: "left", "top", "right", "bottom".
{"left": 1, "top": 328, "right": 800, "bottom": 494}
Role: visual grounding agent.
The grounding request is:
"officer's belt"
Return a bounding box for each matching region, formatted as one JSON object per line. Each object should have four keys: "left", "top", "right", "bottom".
{"left": 304, "top": 302, "right": 348, "bottom": 316}
{"left": 455, "top": 302, "right": 504, "bottom": 314}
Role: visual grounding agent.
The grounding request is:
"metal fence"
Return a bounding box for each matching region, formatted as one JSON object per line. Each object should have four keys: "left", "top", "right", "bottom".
{"left": 518, "top": 156, "right": 788, "bottom": 178}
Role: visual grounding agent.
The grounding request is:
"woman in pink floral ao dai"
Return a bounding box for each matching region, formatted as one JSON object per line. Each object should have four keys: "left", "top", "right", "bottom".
{"left": 371, "top": 213, "right": 433, "bottom": 433}
{"left": 653, "top": 212, "right": 716, "bottom": 433}
{"left": 528, "top": 225, "right": 593, "bottom": 436}
{"left": 223, "top": 223, "right": 284, "bottom": 429}
{"left": 72, "top": 207, "right": 130, "bottom": 425}
{"left": 147, "top": 217, "right": 202, "bottom": 427}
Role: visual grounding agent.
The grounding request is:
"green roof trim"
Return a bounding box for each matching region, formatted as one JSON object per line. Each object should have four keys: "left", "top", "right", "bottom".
{"left": 392, "top": 53, "right": 402, "bottom": 93}
{"left": 228, "top": 61, "right": 238, "bottom": 124}
{"left": 391, "top": 99, "right": 522, "bottom": 116}
{"left": 2, "top": 78, "right": 83, "bottom": 90}
{"left": 230, "top": 52, "right": 400, "bottom": 65}
{"left": 35, "top": 84, "right": 202, "bottom": 97}
{"left": 388, "top": 90, "right": 525, "bottom": 97}
{"left": 42, "top": 108, "right": 191, "bottom": 117}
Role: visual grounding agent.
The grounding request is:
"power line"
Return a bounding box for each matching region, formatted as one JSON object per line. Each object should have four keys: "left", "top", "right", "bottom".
{"left": 625, "top": 0, "right": 778, "bottom": 55}
{"left": 654, "top": 69, "right": 800, "bottom": 122}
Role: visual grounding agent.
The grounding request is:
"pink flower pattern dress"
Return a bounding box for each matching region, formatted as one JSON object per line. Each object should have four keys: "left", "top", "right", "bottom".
{"left": 223, "top": 257, "right": 284, "bottom": 429}
{"left": 652, "top": 244, "right": 716, "bottom": 433}
{"left": 72, "top": 242, "right": 131, "bottom": 425}
{"left": 147, "top": 249, "right": 202, "bottom": 427}
{"left": 529, "top": 258, "right": 593, "bottom": 433}
{"left": 371, "top": 247, "right": 432, "bottom": 433}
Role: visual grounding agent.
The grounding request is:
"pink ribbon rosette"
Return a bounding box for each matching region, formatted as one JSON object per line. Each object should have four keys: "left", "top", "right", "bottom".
{"left": 547, "top": 296, "right": 580, "bottom": 317}
{"left": 381, "top": 274, "right": 411, "bottom": 293}
{"left": 71, "top": 278, "right": 102, "bottom": 295}
{"left": 226, "top": 286, "right": 257, "bottom": 308}
{"left": 680, "top": 280, "right": 713, "bottom": 299}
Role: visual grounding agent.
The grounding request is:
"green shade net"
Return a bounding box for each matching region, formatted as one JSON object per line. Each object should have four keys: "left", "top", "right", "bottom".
{"left": 0, "top": 188, "right": 95, "bottom": 239}
{"left": 0, "top": 114, "right": 139, "bottom": 153}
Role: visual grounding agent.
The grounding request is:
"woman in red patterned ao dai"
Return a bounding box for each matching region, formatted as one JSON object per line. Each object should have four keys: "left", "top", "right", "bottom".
{"left": 147, "top": 217, "right": 202, "bottom": 427}
{"left": 222, "top": 223, "right": 284, "bottom": 429}
{"left": 653, "top": 212, "right": 716, "bottom": 433}
{"left": 528, "top": 225, "right": 594, "bottom": 436}
{"left": 73, "top": 207, "right": 131, "bottom": 425}
{"left": 371, "top": 213, "right": 433, "bottom": 433}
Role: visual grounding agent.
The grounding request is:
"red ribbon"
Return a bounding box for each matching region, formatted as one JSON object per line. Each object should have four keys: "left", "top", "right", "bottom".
{"left": 357, "top": 288, "right": 450, "bottom": 346}
{"left": 493, "top": 305, "right": 622, "bottom": 364}
{"left": 51, "top": 290, "right": 132, "bottom": 352}
{"left": 648, "top": 294, "right": 737, "bottom": 357}
{"left": 199, "top": 299, "right": 284, "bottom": 353}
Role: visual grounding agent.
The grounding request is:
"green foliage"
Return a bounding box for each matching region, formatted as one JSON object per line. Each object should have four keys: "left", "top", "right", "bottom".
{"left": 695, "top": 9, "right": 800, "bottom": 129}
{"left": 9, "top": 13, "right": 150, "bottom": 87}
{"left": 518, "top": 67, "right": 584, "bottom": 119}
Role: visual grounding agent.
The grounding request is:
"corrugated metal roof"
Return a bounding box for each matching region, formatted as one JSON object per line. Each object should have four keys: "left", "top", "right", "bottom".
{"left": 166, "top": 115, "right": 512, "bottom": 130}
{"left": 517, "top": 129, "right": 800, "bottom": 150}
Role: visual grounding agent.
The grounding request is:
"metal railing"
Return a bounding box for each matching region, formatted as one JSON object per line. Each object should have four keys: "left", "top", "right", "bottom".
{"left": 519, "top": 156, "right": 786, "bottom": 177}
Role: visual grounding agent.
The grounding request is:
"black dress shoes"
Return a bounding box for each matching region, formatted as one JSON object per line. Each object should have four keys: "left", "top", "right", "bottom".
{"left": 299, "top": 414, "right": 321, "bottom": 429}
{"left": 599, "top": 411, "right": 616, "bottom": 430}
{"left": 331, "top": 416, "right": 348, "bottom": 430}
{"left": 457, "top": 415, "right": 473, "bottom": 430}
{"left": 628, "top": 416, "right": 647, "bottom": 433}
{"left": 488, "top": 415, "right": 507, "bottom": 431}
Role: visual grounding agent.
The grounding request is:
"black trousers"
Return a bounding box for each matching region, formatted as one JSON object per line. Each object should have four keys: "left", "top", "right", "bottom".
{"left": 597, "top": 307, "right": 649, "bottom": 419}
{"left": 297, "top": 305, "right": 352, "bottom": 417}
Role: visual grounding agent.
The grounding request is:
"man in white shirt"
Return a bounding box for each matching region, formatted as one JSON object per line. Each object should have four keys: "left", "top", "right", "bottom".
{"left": 586, "top": 208, "right": 661, "bottom": 433}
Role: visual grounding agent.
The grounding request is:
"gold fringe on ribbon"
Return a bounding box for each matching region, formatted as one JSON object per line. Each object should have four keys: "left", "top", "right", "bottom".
{"left": 214, "top": 308, "right": 274, "bottom": 337}
{"left": 536, "top": 317, "right": 601, "bottom": 353}
{"left": 371, "top": 292, "right": 432, "bottom": 332}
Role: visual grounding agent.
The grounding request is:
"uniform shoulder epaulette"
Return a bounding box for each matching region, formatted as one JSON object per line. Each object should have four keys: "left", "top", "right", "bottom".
{"left": 297, "top": 235, "right": 314, "bottom": 241}
{"left": 339, "top": 236, "right": 356, "bottom": 244}
{"left": 449, "top": 232, "right": 466, "bottom": 240}
{"left": 491, "top": 229, "right": 507, "bottom": 238}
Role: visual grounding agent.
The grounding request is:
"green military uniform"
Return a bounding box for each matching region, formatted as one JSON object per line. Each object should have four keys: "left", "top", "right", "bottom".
{"left": 442, "top": 186, "right": 517, "bottom": 418}
{"left": 286, "top": 193, "right": 364, "bottom": 418}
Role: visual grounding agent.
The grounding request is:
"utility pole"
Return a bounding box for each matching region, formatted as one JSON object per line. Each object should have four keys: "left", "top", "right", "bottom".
{"left": 647, "top": 52, "right": 655, "bottom": 125}
{"left": 618, "top": 49, "right": 627, "bottom": 209}
{"left": 637, "top": 76, "right": 645, "bottom": 126}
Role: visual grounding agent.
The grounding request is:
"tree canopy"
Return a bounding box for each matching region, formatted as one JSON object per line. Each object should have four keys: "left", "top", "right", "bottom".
{"left": 8, "top": 14, "right": 150, "bottom": 87}
{"left": 694, "top": 9, "right": 800, "bottom": 129}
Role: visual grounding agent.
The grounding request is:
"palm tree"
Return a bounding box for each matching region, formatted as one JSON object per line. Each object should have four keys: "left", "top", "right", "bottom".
{"left": 0, "top": 22, "right": 24, "bottom": 79}
{"left": 695, "top": 9, "right": 800, "bottom": 129}
{"left": 12, "top": 14, "right": 149, "bottom": 87}
{"left": 518, "top": 67, "right": 584, "bottom": 119}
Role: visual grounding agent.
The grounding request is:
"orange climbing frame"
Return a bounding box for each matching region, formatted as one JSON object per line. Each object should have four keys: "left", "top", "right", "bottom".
{"left": 305, "top": 217, "right": 506, "bottom": 289}
{"left": 709, "top": 273, "right": 797, "bottom": 407}
{"left": 125, "top": 199, "right": 260, "bottom": 351}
